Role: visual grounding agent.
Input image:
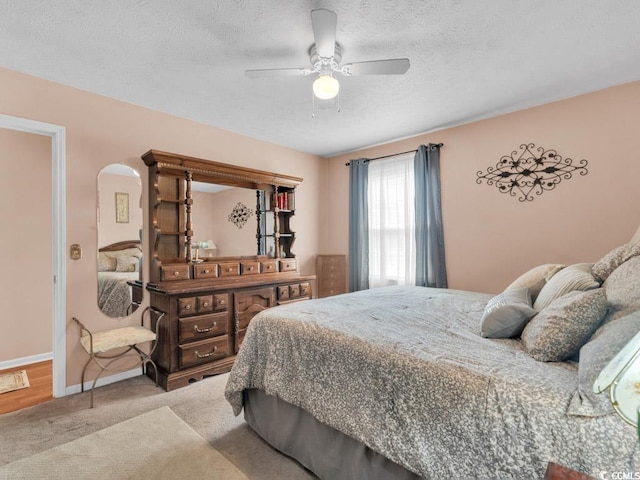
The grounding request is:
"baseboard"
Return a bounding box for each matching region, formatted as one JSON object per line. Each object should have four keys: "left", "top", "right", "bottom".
{"left": 65, "top": 368, "right": 143, "bottom": 396}
{"left": 0, "top": 352, "right": 53, "bottom": 371}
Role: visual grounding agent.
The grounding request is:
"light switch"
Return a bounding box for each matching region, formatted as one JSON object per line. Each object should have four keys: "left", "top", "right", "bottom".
{"left": 70, "top": 244, "right": 82, "bottom": 260}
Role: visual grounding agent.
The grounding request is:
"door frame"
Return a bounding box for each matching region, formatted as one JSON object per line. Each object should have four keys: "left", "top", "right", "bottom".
{"left": 0, "top": 113, "right": 66, "bottom": 398}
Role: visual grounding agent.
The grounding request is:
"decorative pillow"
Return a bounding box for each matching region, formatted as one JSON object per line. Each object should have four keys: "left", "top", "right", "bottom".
{"left": 601, "top": 255, "right": 640, "bottom": 324}
{"left": 533, "top": 263, "right": 600, "bottom": 311}
{"left": 592, "top": 240, "right": 640, "bottom": 282}
{"left": 98, "top": 252, "right": 116, "bottom": 272}
{"left": 522, "top": 289, "right": 608, "bottom": 362}
{"left": 505, "top": 264, "right": 565, "bottom": 302}
{"left": 115, "top": 256, "right": 138, "bottom": 272}
{"left": 567, "top": 311, "right": 640, "bottom": 417}
{"left": 480, "top": 288, "right": 537, "bottom": 338}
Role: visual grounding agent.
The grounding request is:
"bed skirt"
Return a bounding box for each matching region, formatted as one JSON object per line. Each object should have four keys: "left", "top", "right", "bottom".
{"left": 243, "top": 389, "right": 422, "bottom": 480}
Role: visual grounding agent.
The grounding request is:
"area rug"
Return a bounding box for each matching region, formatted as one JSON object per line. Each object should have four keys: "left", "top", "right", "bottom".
{"left": 0, "top": 406, "right": 248, "bottom": 480}
{"left": 0, "top": 370, "right": 29, "bottom": 395}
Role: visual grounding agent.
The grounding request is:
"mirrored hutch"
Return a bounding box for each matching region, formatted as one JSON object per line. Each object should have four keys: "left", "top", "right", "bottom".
{"left": 142, "top": 150, "right": 314, "bottom": 391}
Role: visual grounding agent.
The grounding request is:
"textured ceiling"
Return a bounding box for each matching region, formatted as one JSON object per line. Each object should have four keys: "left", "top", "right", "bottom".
{"left": 1, "top": 1, "right": 639, "bottom": 157}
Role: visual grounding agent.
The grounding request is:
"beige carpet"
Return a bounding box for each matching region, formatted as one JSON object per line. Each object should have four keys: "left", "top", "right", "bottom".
{"left": 0, "top": 370, "right": 29, "bottom": 395}
{"left": 0, "top": 406, "right": 247, "bottom": 480}
{"left": 0, "top": 373, "right": 315, "bottom": 479}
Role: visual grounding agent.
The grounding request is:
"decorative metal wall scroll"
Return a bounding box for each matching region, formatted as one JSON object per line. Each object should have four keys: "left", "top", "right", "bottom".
{"left": 476, "top": 143, "right": 588, "bottom": 202}
{"left": 228, "top": 202, "right": 253, "bottom": 228}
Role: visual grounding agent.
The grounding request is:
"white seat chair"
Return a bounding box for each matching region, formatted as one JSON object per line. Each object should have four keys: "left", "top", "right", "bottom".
{"left": 72, "top": 306, "right": 165, "bottom": 407}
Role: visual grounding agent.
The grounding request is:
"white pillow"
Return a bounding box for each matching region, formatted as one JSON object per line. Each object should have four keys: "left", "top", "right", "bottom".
{"left": 480, "top": 288, "right": 537, "bottom": 338}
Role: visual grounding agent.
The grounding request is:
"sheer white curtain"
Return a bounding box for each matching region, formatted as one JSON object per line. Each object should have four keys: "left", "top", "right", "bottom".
{"left": 367, "top": 153, "right": 416, "bottom": 288}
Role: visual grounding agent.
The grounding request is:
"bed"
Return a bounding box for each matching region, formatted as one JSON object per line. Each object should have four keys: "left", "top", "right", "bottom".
{"left": 225, "top": 240, "right": 640, "bottom": 479}
{"left": 97, "top": 240, "right": 142, "bottom": 317}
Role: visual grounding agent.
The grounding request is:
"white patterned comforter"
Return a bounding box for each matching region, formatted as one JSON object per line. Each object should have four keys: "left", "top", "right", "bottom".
{"left": 225, "top": 286, "right": 638, "bottom": 479}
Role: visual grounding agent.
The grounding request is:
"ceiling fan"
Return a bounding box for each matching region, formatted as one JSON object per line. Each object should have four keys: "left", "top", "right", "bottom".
{"left": 245, "top": 9, "right": 410, "bottom": 101}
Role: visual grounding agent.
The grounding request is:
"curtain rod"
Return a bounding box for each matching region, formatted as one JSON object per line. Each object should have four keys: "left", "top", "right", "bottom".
{"left": 344, "top": 143, "right": 443, "bottom": 166}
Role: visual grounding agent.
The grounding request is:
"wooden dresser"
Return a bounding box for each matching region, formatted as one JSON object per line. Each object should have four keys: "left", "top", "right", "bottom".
{"left": 316, "top": 255, "right": 347, "bottom": 298}
{"left": 143, "top": 150, "right": 314, "bottom": 391}
{"left": 147, "top": 259, "right": 313, "bottom": 391}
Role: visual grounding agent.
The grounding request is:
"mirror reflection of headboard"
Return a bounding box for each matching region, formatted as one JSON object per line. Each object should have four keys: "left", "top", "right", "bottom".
{"left": 97, "top": 239, "right": 142, "bottom": 317}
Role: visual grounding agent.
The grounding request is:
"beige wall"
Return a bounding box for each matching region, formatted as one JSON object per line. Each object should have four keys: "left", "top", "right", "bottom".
{"left": 327, "top": 80, "right": 640, "bottom": 294}
{"left": 0, "top": 129, "right": 52, "bottom": 362}
{"left": 0, "top": 67, "right": 324, "bottom": 386}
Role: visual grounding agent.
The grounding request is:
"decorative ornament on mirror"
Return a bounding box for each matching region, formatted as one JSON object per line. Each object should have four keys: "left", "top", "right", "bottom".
{"left": 228, "top": 202, "right": 253, "bottom": 229}
{"left": 476, "top": 143, "right": 588, "bottom": 202}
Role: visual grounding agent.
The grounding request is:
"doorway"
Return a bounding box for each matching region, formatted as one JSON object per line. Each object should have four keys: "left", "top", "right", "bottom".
{"left": 0, "top": 114, "right": 66, "bottom": 399}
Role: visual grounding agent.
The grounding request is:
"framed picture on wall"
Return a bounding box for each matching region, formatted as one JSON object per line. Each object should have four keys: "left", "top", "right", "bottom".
{"left": 115, "top": 192, "right": 129, "bottom": 223}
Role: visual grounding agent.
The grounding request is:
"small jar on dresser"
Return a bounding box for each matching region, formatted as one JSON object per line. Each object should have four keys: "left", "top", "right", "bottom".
{"left": 316, "top": 254, "right": 347, "bottom": 298}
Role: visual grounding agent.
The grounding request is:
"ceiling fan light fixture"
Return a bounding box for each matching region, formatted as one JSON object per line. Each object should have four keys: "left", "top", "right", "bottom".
{"left": 313, "top": 74, "right": 340, "bottom": 99}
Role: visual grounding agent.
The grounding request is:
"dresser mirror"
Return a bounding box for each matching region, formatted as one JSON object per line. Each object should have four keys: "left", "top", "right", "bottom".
{"left": 142, "top": 150, "right": 301, "bottom": 285}
{"left": 97, "top": 164, "right": 143, "bottom": 318}
{"left": 190, "top": 181, "right": 273, "bottom": 259}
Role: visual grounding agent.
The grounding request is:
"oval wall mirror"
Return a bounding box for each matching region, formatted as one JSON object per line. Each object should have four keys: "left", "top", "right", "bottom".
{"left": 97, "top": 164, "right": 143, "bottom": 318}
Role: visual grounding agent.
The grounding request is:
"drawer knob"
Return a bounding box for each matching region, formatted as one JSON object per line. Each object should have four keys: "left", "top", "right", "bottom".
{"left": 227, "top": 267, "right": 233, "bottom": 272}
{"left": 203, "top": 269, "right": 210, "bottom": 274}
{"left": 174, "top": 271, "right": 180, "bottom": 276}
{"left": 184, "top": 304, "right": 191, "bottom": 310}
{"left": 194, "top": 346, "right": 217, "bottom": 358}
{"left": 193, "top": 322, "right": 217, "bottom": 333}
{"left": 247, "top": 266, "right": 253, "bottom": 271}
{"left": 202, "top": 302, "right": 209, "bottom": 307}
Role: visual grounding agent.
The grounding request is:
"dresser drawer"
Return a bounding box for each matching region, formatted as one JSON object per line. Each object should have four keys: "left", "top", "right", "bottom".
{"left": 196, "top": 295, "right": 214, "bottom": 313}
{"left": 161, "top": 264, "right": 190, "bottom": 281}
{"left": 260, "top": 259, "right": 279, "bottom": 274}
{"left": 178, "top": 297, "right": 196, "bottom": 316}
{"left": 277, "top": 285, "right": 290, "bottom": 301}
{"left": 321, "top": 256, "right": 345, "bottom": 266}
{"left": 279, "top": 259, "right": 297, "bottom": 272}
{"left": 219, "top": 262, "right": 240, "bottom": 277}
{"left": 289, "top": 284, "right": 300, "bottom": 298}
{"left": 193, "top": 263, "right": 218, "bottom": 279}
{"left": 179, "top": 336, "right": 229, "bottom": 368}
{"left": 300, "top": 282, "right": 311, "bottom": 297}
{"left": 213, "top": 294, "right": 228, "bottom": 311}
{"left": 178, "top": 312, "right": 228, "bottom": 342}
{"left": 241, "top": 260, "right": 260, "bottom": 275}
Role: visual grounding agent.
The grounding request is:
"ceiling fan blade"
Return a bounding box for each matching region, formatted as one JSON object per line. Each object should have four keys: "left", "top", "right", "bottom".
{"left": 311, "top": 9, "right": 337, "bottom": 58}
{"left": 341, "top": 58, "right": 410, "bottom": 76}
{"left": 245, "top": 68, "right": 311, "bottom": 78}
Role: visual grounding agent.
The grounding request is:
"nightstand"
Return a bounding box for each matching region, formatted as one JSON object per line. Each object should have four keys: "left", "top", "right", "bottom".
{"left": 544, "top": 462, "right": 596, "bottom": 480}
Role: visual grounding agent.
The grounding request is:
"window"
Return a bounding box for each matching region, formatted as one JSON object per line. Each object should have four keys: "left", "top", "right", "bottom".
{"left": 367, "top": 153, "right": 416, "bottom": 288}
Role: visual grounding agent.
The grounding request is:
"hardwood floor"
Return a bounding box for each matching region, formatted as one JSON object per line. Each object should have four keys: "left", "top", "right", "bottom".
{"left": 0, "top": 360, "right": 53, "bottom": 415}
